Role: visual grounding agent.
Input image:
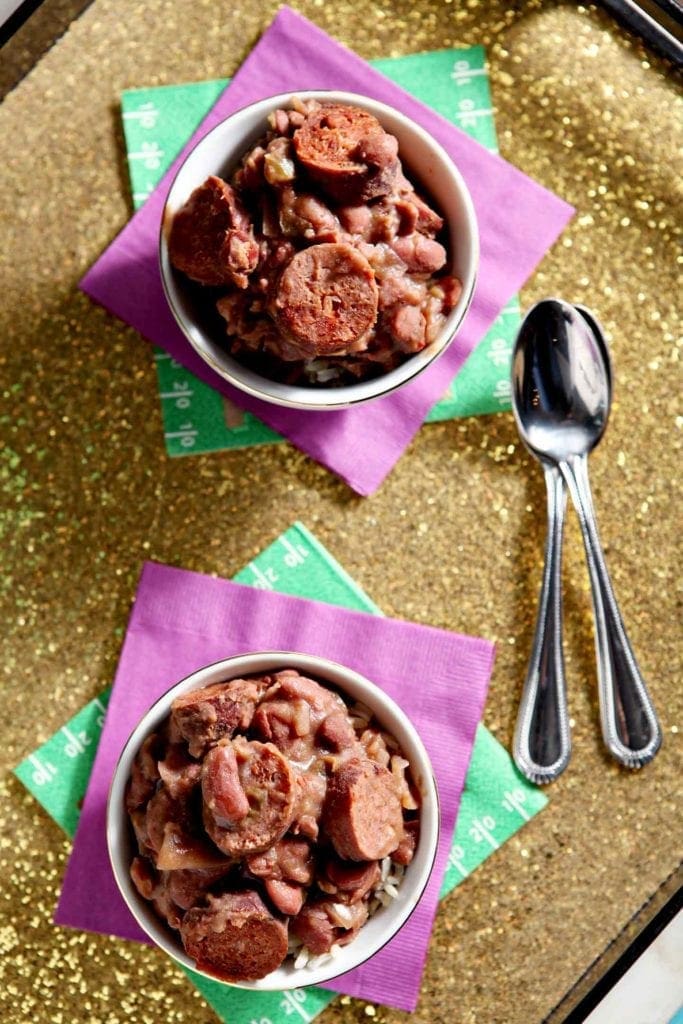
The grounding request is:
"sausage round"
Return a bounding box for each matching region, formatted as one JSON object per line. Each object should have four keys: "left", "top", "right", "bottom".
{"left": 171, "top": 676, "right": 269, "bottom": 757}
{"left": 293, "top": 104, "right": 399, "bottom": 203}
{"left": 203, "top": 738, "right": 296, "bottom": 856}
{"left": 180, "top": 891, "right": 288, "bottom": 982}
{"left": 322, "top": 757, "right": 404, "bottom": 861}
{"left": 167, "top": 175, "right": 258, "bottom": 287}
{"left": 271, "top": 242, "right": 378, "bottom": 357}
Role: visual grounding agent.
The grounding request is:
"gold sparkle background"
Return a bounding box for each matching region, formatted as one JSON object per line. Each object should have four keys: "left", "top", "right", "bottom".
{"left": 0, "top": 2, "right": 681, "bottom": 1022}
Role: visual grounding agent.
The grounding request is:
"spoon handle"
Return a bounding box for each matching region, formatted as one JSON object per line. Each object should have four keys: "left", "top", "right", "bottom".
{"left": 561, "top": 455, "right": 662, "bottom": 768}
{"left": 513, "top": 464, "right": 571, "bottom": 784}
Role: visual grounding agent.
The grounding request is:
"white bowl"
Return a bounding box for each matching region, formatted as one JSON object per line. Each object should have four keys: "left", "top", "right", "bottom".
{"left": 107, "top": 651, "right": 440, "bottom": 991}
{"left": 159, "top": 89, "right": 479, "bottom": 410}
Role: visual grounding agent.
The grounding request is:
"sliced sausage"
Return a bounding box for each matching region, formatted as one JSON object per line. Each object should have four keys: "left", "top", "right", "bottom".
{"left": 180, "top": 890, "right": 288, "bottom": 982}
{"left": 293, "top": 104, "right": 399, "bottom": 202}
{"left": 271, "top": 242, "right": 378, "bottom": 358}
{"left": 168, "top": 175, "right": 258, "bottom": 287}
{"left": 203, "top": 738, "right": 296, "bottom": 857}
{"left": 322, "top": 757, "right": 404, "bottom": 861}
{"left": 171, "top": 677, "right": 269, "bottom": 757}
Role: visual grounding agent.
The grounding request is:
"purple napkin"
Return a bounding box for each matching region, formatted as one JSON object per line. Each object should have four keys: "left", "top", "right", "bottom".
{"left": 80, "top": 7, "right": 573, "bottom": 496}
{"left": 55, "top": 562, "right": 494, "bottom": 1010}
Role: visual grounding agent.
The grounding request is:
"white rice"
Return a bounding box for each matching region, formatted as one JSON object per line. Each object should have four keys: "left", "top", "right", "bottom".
{"left": 329, "top": 902, "right": 356, "bottom": 926}
{"left": 293, "top": 942, "right": 341, "bottom": 970}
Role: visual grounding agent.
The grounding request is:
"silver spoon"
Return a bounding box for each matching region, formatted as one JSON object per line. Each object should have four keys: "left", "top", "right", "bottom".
{"left": 512, "top": 298, "right": 661, "bottom": 778}
{"left": 511, "top": 307, "right": 571, "bottom": 783}
{"left": 510, "top": 303, "right": 614, "bottom": 783}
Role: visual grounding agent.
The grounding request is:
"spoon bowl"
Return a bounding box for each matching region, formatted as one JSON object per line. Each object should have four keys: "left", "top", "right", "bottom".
{"left": 513, "top": 300, "right": 610, "bottom": 464}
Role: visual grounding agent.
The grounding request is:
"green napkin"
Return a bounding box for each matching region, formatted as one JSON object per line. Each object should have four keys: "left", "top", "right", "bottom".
{"left": 15, "top": 521, "right": 546, "bottom": 1022}
{"left": 121, "top": 46, "right": 518, "bottom": 457}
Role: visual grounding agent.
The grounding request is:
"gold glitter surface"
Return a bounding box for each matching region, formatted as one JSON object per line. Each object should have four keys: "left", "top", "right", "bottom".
{"left": 0, "top": 3, "right": 681, "bottom": 1023}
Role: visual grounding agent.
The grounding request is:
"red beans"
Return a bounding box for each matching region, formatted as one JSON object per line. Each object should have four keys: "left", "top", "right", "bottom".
{"left": 127, "top": 670, "right": 420, "bottom": 982}
{"left": 166, "top": 100, "right": 462, "bottom": 386}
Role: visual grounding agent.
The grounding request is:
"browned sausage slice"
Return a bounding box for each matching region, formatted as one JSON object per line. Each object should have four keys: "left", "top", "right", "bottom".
{"left": 180, "top": 891, "right": 288, "bottom": 982}
{"left": 322, "top": 757, "right": 404, "bottom": 861}
{"left": 203, "top": 738, "right": 296, "bottom": 857}
{"left": 271, "top": 242, "right": 378, "bottom": 358}
{"left": 171, "top": 677, "right": 269, "bottom": 757}
{"left": 293, "top": 104, "right": 399, "bottom": 202}
{"left": 167, "top": 175, "right": 259, "bottom": 287}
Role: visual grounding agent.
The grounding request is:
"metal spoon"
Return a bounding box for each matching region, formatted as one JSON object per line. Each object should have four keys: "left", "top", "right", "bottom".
{"left": 510, "top": 303, "right": 615, "bottom": 783}
{"left": 512, "top": 298, "right": 661, "bottom": 777}
{"left": 511, "top": 307, "right": 571, "bottom": 783}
